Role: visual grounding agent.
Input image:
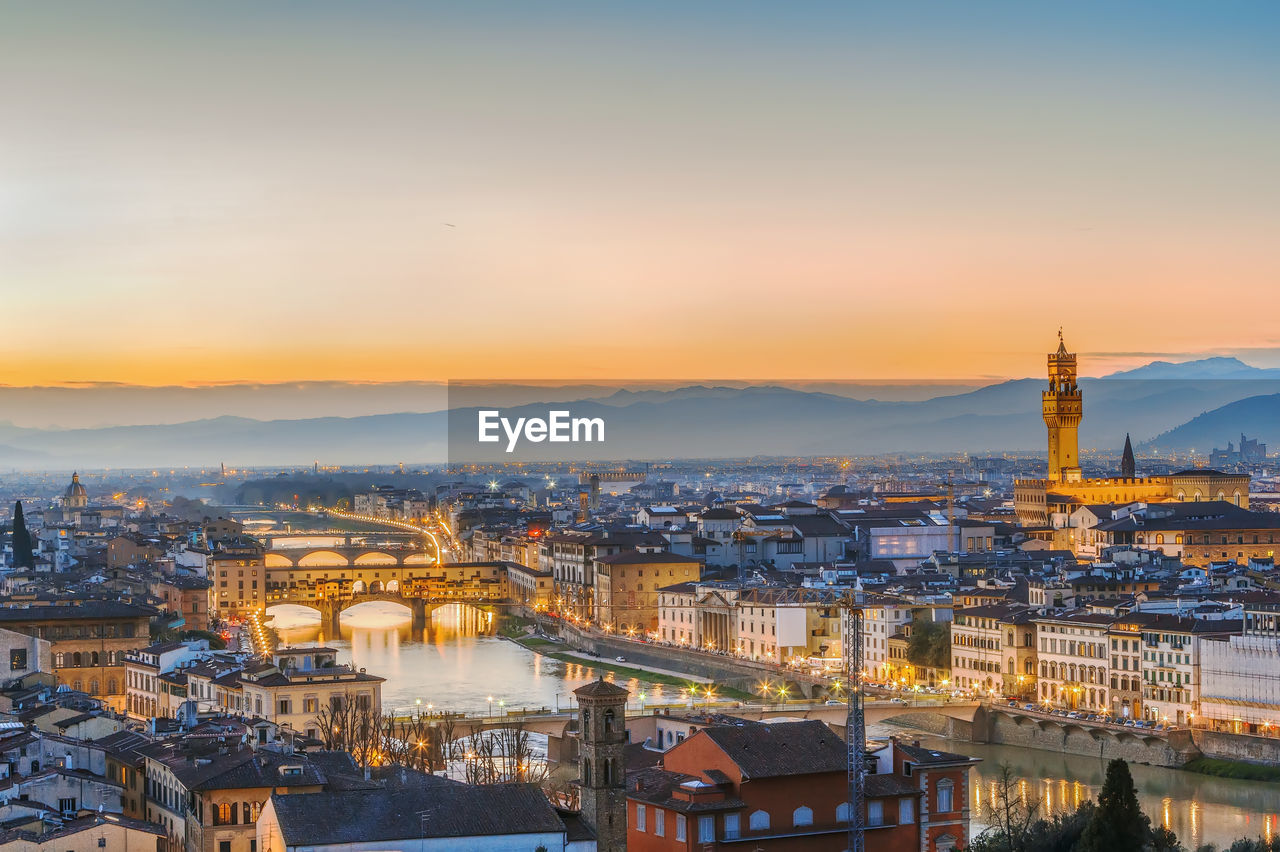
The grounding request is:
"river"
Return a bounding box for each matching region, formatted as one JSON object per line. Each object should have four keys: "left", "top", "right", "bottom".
{"left": 266, "top": 601, "right": 681, "bottom": 715}
{"left": 265, "top": 602, "right": 1278, "bottom": 849}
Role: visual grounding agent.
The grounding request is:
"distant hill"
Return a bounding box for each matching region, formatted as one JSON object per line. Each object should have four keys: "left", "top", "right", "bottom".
{"left": 1103, "top": 357, "right": 1280, "bottom": 381}
{"left": 4, "top": 374, "right": 1280, "bottom": 467}
{"left": 1142, "top": 394, "right": 1280, "bottom": 452}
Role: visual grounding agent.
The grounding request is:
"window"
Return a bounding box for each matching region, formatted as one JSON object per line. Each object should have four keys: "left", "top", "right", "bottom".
{"left": 937, "top": 780, "right": 954, "bottom": 813}
{"left": 836, "top": 802, "right": 852, "bottom": 823}
{"left": 655, "top": 808, "right": 665, "bottom": 837}
{"left": 636, "top": 804, "right": 646, "bottom": 832}
{"left": 220, "top": 843, "right": 232, "bottom": 852}
{"left": 723, "top": 813, "right": 741, "bottom": 840}
{"left": 868, "top": 800, "right": 884, "bottom": 826}
{"left": 59, "top": 797, "right": 77, "bottom": 816}
{"left": 900, "top": 797, "right": 916, "bottom": 824}
{"left": 793, "top": 805, "right": 814, "bottom": 827}
{"left": 9, "top": 649, "right": 26, "bottom": 671}
{"left": 676, "top": 814, "right": 687, "bottom": 841}
{"left": 697, "top": 814, "right": 714, "bottom": 842}
{"left": 749, "top": 809, "right": 770, "bottom": 830}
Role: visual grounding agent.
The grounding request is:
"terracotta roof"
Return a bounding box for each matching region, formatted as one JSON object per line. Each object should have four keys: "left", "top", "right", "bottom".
{"left": 574, "top": 677, "right": 629, "bottom": 699}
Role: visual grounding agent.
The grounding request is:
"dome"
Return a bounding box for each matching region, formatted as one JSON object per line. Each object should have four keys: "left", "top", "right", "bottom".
{"left": 64, "top": 472, "right": 88, "bottom": 508}
{"left": 65, "top": 472, "right": 87, "bottom": 499}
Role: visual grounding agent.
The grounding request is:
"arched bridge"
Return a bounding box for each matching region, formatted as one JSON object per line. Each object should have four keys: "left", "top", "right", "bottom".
{"left": 266, "top": 592, "right": 506, "bottom": 633}
{"left": 264, "top": 545, "right": 436, "bottom": 569}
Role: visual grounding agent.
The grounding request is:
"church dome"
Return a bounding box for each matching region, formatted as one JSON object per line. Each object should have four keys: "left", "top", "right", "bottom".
{"left": 65, "top": 472, "right": 88, "bottom": 506}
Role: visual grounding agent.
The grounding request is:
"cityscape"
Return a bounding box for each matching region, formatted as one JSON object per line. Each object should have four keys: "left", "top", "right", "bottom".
{"left": 4, "top": 3, "right": 1280, "bottom": 852}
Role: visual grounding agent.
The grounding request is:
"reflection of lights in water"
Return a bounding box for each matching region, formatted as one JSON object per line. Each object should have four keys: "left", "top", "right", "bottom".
{"left": 1163, "top": 797, "right": 1172, "bottom": 830}
{"left": 1190, "top": 801, "right": 1199, "bottom": 842}
{"left": 266, "top": 605, "right": 321, "bottom": 630}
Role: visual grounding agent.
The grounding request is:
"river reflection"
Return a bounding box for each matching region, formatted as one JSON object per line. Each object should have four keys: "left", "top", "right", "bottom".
{"left": 879, "top": 725, "right": 1280, "bottom": 848}
{"left": 265, "top": 602, "right": 675, "bottom": 715}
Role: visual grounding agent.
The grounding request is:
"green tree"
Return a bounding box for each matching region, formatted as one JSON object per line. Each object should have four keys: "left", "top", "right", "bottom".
{"left": 10, "top": 501, "right": 35, "bottom": 569}
{"left": 1078, "top": 759, "right": 1150, "bottom": 852}
{"left": 907, "top": 619, "right": 951, "bottom": 669}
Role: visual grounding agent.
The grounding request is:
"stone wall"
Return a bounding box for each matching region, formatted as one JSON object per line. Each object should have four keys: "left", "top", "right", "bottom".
{"left": 1192, "top": 729, "right": 1280, "bottom": 766}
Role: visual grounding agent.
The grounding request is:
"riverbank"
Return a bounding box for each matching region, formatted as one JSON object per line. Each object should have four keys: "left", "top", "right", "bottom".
{"left": 505, "top": 633, "right": 755, "bottom": 700}
{"left": 1181, "top": 757, "right": 1280, "bottom": 783}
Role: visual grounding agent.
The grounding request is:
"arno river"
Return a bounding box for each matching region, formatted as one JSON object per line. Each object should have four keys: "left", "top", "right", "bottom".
{"left": 266, "top": 601, "right": 1278, "bottom": 848}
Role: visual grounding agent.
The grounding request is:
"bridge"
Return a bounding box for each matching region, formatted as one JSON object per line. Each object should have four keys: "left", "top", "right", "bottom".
{"left": 424, "top": 699, "right": 982, "bottom": 744}
{"left": 266, "top": 591, "right": 507, "bottom": 633}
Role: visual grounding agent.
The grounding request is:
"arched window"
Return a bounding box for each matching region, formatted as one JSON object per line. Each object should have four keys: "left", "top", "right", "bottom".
{"left": 1156, "top": 534, "right": 1165, "bottom": 545}
{"left": 581, "top": 759, "right": 591, "bottom": 786}
{"left": 72, "top": 652, "right": 82, "bottom": 667}
{"left": 793, "top": 806, "right": 813, "bottom": 827}
{"left": 749, "top": 810, "right": 770, "bottom": 830}
{"left": 603, "top": 709, "right": 616, "bottom": 733}
{"left": 91, "top": 651, "right": 100, "bottom": 666}
{"left": 216, "top": 803, "right": 232, "bottom": 825}
{"left": 89, "top": 679, "right": 99, "bottom": 695}
{"left": 836, "top": 802, "right": 852, "bottom": 823}
{"left": 242, "top": 802, "right": 251, "bottom": 824}
{"left": 937, "top": 779, "right": 955, "bottom": 813}
{"left": 602, "top": 758, "right": 612, "bottom": 785}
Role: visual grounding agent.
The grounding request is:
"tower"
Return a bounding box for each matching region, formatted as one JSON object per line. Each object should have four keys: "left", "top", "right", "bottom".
{"left": 1043, "top": 331, "right": 1083, "bottom": 483}
{"left": 575, "top": 677, "right": 629, "bottom": 850}
{"left": 1121, "top": 433, "right": 1135, "bottom": 479}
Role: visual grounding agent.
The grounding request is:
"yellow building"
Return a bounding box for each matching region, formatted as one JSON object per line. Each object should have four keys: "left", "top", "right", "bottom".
{"left": 1015, "top": 335, "right": 1248, "bottom": 527}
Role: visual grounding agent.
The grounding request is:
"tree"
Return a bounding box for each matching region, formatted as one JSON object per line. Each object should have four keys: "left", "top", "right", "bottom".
{"left": 907, "top": 619, "right": 951, "bottom": 670}
{"left": 1078, "top": 759, "right": 1150, "bottom": 852}
{"left": 10, "top": 501, "right": 35, "bottom": 569}
{"left": 974, "top": 764, "right": 1043, "bottom": 852}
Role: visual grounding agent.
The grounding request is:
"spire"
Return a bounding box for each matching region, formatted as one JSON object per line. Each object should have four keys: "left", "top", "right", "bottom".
{"left": 1121, "top": 433, "right": 1135, "bottom": 479}
{"left": 1056, "top": 327, "right": 1069, "bottom": 356}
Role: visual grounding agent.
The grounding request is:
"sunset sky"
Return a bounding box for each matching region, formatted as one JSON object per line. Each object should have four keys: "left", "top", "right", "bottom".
{"left": 3, "top": 2, "right": 1278, "bottom": 386}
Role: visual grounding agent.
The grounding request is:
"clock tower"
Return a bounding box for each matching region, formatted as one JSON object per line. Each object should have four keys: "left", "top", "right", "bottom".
{"left": 1043, "top": 331, "right": 1083, "bottom": 483}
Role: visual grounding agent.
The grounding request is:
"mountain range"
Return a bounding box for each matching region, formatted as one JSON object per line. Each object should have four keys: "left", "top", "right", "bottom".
{"left": 0, "top": 358, "right": 1276, "bottom": 467}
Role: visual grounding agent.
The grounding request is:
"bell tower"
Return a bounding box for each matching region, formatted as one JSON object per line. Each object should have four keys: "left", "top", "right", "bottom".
{"left": 575, "top": 677, "right": 629, "bottom": 851}
{"left": 1043, "top": 330, "right": 1083, "bottom": 483}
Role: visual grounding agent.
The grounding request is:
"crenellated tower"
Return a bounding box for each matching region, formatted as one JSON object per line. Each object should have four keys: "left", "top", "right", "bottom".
{"left": 1043, "top": 331, "right": 1083, "bottom": 483}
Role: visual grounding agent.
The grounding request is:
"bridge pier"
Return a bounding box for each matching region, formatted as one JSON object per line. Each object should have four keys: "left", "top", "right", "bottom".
{"left": 316, "top": 600, "right": 341, "bottom": 638}
{"left": 410, "top": 599, "right": 428, "bottom": 631}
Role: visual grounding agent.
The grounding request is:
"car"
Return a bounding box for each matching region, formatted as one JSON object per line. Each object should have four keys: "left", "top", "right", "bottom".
{"left": 825, "top": 699, "right": 845, "bottom": 706}
{"left": 615, "top": 656, "right": 627, "bottom": 663}
{"left": 1023, "top": 703, "right": 1036, "bottom": 711}
{"left": 1007, "top": 699, "right": 1019, "bottom": 707}
{"left": 891, "top": 697, "right": 909, "bottom": 705}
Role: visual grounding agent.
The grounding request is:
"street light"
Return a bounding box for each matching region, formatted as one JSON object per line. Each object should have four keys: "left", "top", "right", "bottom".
{"left": 487, "top": 696, "right": 494, "bottom": 716}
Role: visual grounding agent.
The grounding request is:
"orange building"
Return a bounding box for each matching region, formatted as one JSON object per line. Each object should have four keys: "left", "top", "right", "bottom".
{"left": 626, "top": 720, "right": 977, "bottom": 852}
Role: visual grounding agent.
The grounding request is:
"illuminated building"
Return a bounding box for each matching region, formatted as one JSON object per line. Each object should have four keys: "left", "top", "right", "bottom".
{"left": 1015, "top": 335, "right": 1249, "bottom": 527}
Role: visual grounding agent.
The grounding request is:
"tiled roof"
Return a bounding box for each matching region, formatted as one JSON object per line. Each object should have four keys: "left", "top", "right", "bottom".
{"left": 269, "top": 781, "right": 566, "bottom": 844}
{"left": 698, "top": 720, "right": 846, "bottom": 779}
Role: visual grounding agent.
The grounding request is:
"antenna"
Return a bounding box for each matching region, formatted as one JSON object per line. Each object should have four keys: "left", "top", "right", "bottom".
{"left": 843, "top": 591, "right": 866, "bottom": 852}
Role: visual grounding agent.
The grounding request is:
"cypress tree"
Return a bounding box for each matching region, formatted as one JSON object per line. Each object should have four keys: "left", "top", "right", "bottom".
{"left": 11, "top": 501, "right": 35, "bottom": 569}
{"left": 1077, "top": 758, "right": 1150, "bottom": 852}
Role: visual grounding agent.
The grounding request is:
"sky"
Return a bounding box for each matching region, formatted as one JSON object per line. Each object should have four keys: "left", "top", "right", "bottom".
{"left": 2, "top": 1, "right": 1278, "bottom": 386}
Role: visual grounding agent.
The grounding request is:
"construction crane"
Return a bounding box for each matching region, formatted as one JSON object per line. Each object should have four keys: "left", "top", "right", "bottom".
{"left": 842, "top": 594, "right": 867, "bottom": 852}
